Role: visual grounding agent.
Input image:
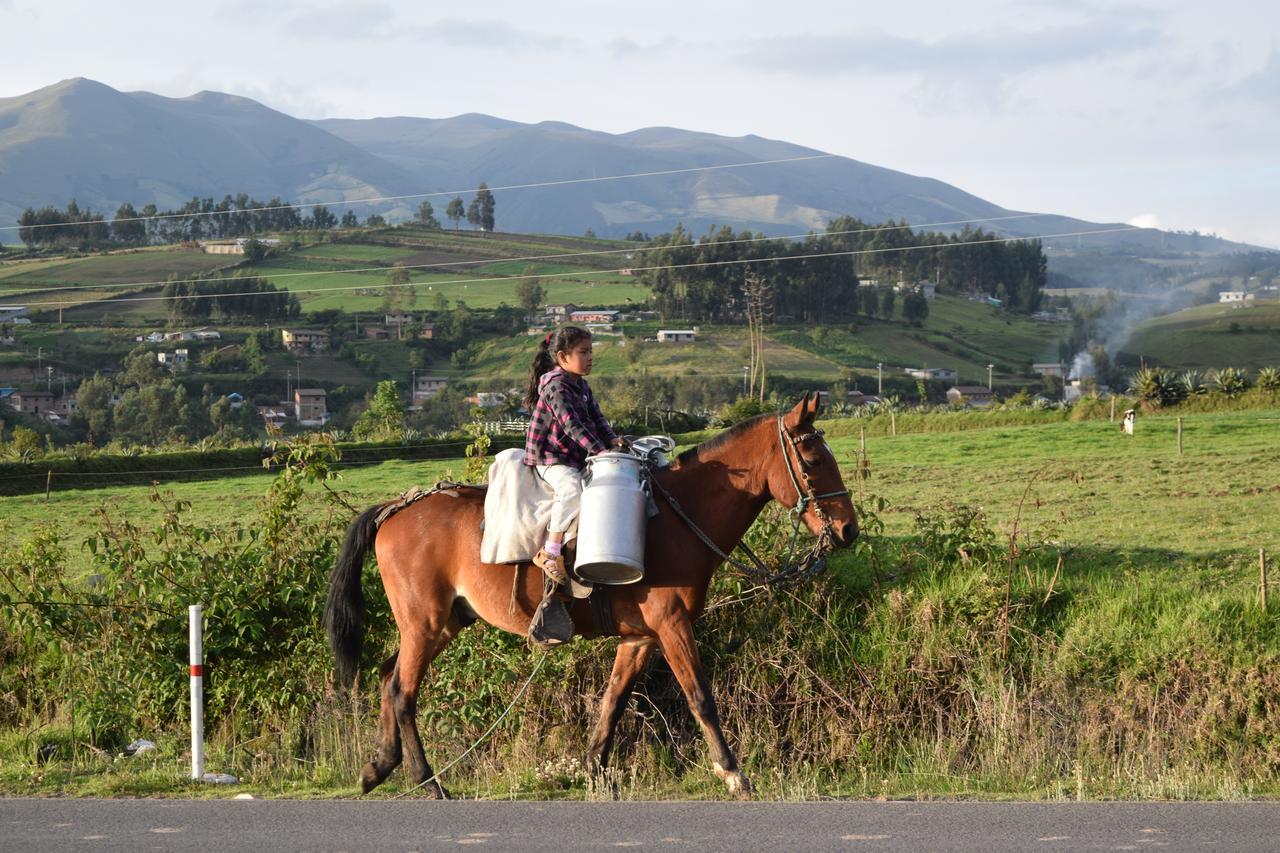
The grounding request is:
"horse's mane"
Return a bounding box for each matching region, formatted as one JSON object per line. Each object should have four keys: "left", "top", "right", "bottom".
{"left": 675, "top": 412, "right": 774, "bottom": 466}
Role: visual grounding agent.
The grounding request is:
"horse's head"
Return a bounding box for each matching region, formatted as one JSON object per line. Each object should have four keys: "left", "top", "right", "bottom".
{"left": 768, "top": 392, "right": 858, "bottom": 548}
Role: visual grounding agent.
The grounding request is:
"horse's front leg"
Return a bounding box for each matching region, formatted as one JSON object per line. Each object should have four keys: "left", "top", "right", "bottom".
{"left": 656, "top": 617, "right": 752, "bottom": 797}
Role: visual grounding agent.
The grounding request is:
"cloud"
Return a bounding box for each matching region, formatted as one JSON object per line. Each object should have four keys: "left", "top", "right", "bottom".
{"left": 284, "top": 1, "right": 396, "bottom": 40}
{"left": 738, "top": 21, "right": 1160, "bottom": 78}
{"left": 1127, "top": 213, "right": 1162, "bottom": 229}
{"left": 409, "top": 18, "right": 573, "bottom": 52}
{"left": 608, "top": 36, "right": 684, "bottom": 60}
{"left": 1223, "top": 49, "right": 1280, "bottom": 109}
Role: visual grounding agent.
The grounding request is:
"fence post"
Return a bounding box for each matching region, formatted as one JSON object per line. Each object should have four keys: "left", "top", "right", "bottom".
{"left": 1262, "top": 549, "right": 1269, "bottom": 611}
{"left": 189, "top": 604, "right": 204, "bottom": 780}
{"left": 45, "top": 469, "right": 52, "bottom": 502}
{"left": 1177, "top": 417, "right": 1183, "bottom": 456}
{"left": 1110, "top": 397, "right": 1116, "bottom": 422}
{"left": 890, "top": 411, "right": 897, "bottom": 437}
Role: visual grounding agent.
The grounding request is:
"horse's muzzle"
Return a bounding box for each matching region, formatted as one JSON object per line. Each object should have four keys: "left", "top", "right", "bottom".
{"left": 832, "top": 519, "right": 857, "bottom": 548}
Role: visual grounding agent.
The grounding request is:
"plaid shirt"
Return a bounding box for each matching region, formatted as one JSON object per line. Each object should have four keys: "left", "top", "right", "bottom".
{"left": 524, "top": 367, "right": 616, "bottom": 469}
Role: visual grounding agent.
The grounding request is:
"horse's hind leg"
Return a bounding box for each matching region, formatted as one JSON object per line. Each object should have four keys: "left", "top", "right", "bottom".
{"left": 393, "top": 615, "right": 462, "bottom": 799}
{"left": 588, "top": 638, "right": 656, "bottom": 771}
{"left": 657, "top": 618, "right": 753, "bottom": 797}
{"left": 360, "top": 652, "right": 402, "bottom": 794}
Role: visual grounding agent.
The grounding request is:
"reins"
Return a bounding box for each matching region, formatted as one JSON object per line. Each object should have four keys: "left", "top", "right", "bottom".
{"left": 649, "top": 415, "right": 848, "bottom": 588}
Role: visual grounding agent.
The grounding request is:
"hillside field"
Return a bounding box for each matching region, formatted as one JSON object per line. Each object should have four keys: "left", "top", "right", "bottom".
{"left": 1123, "top": 299, "right": 1280, "bottom": 369}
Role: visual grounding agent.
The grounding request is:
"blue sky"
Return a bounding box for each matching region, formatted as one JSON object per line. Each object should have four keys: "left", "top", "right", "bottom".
{"left": 2, "top": 0, "right": 1277, "bottom": 247}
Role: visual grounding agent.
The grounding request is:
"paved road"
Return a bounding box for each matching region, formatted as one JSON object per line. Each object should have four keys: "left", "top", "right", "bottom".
{"left": 4, "top": 799, "right": 1280, "bottom": 852}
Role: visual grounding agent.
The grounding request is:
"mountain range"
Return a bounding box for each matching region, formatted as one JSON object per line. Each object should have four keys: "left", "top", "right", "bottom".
{"left": 0, "top": 78, "right": 1257, "bottom": 256}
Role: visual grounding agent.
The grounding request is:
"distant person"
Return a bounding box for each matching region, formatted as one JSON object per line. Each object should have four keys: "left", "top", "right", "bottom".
{"left": 523, "top": 326, "right": 626, "bottom": 644}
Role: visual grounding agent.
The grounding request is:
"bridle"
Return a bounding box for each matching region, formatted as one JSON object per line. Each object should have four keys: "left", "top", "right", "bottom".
{"left": 776, "top": 415, "right": 850, "bottom": 527}
{"left": 648, "top": 415, "right": 850, "bottom": 587}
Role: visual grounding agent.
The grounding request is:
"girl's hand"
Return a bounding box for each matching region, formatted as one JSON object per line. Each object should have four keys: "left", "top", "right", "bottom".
{"left": 611, "top": 437, "right": 629, "bottom": 450}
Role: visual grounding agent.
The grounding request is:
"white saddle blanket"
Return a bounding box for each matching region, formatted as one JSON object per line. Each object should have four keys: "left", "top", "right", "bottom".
{"left": 479, "top": 448, "right": 577, "bottom": 565}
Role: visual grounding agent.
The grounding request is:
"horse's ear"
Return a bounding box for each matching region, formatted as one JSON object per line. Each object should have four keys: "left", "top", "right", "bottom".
{"left": 785, "top": 391, "right": 814, "bottom": 429}
{"left": 806, "top": 390, "right": 822, "bottom": 419}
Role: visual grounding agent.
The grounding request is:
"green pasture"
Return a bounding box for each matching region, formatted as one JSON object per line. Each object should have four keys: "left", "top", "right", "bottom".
{"left": 5, "top": 408, "right": 1273, "bottom": 579}
{"left": 1123, "top": 300, "right": 1280, "bottom": 369}
{"left": 0, "top": 249, "right": 230, "bottom": 289}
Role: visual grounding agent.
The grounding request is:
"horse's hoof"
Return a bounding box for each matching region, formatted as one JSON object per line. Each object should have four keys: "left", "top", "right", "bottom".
{"left": 714, "top": 764, "right": 753, "bottom": 798}
{"left": 359, "top": 765, "right": 381, "bottom": 795}
{"left": 425, "top": 781, "right": 451, "bottom": 800}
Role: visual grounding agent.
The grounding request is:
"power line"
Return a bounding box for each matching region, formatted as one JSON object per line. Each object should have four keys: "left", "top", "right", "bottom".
{"left": 18, "top": 224, "right": 1141, "bottom": 309}
{"left": 9, "top": 212, "right": 1060, "bottom": 297}
{"left": 0, "top": 153, "right": 837, "bottom": 233}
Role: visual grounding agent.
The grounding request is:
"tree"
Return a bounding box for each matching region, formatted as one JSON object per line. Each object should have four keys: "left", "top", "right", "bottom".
{"left": 365, "top": 214, "right": 386, "bottom": 228}
{"left": 474, "top": 183, "right": 495, "bottom": 231}
{"left": 353, "top": 380, "right": 404, "bottom": 440}
{"left": 340, "top": 210, "right": 359, "bottom": 228}
{"left": 743, "top": 271, "right": 773, "bottom": 402}
{"left": 310, "top": 204, "right": 337, "bottom": 229}
{"left": 416, "top": 201, "right": 441, "bottom": 229}
{"left": 515, "top": 268, "right": 546, "bottom": 314}
{"left": 446, "top": 197, "right": 465, "bottom": 230}
{"left": 241, "top": 238, "right": 269, "bottom": 263}
{"left": 466, "top": 195, "right": 481, "bottom": 230}
{"left": 879, "top": 288, "right": 896, "bottom": 319}
{"left": 112, "top": 202, "right": 146, "bottom": 244}
{"left": 902, "top": 290, "right": 930, "bottom": 325}
{"left": 382, "top": 264, "right": 410, "bottom": 332}
{"left": 75, "top": 373, "right": 115, "bottom": 439}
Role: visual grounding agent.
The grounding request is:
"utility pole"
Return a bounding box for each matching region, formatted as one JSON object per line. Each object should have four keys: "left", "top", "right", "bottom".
{"left": 987, "top": 363, "right": 994, "bottom": 391}
{"left": 877, "top": 362, "right": 883, "bottom": 396}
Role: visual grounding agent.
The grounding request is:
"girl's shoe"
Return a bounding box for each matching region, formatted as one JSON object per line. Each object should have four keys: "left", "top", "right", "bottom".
{"left": 533, "top": 549, "right": 568, "bottom": 585}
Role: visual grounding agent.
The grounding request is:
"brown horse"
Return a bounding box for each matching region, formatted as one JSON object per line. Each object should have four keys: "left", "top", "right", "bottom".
{"left": 325, "top": 393, "right": 857, "bottom": 797}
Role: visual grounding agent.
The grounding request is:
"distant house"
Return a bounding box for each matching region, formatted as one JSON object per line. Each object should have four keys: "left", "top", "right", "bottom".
{"left": 225, "top": 392, "right": 246, "bottom": 409}
{"left": 281, "top": 328, "right": 330, "bottom": 355}
{"left": 413, "top": 376, "right": 450, "bottom": 402}
{"left": 0, "top": 324, "right": 14, "bottom": 345}
{"left": 417, "top": 324, "right": 435, "bottom": 340}
{"left": 385, "top": 313, "right": 417, "bottom": 327}
{"left": 846, "top": 390, "right": 882, "bottom": 406}
{"left": 364, "top": 326, "right": 393, "bottom": 340}
{"left": 1219, "top": 291, "right": 1254, "bottom": 304}
{"left": 257, "top": 405, "right": 290, "bottom": 428}
{"left": 0, "top": 306, "right": 28, "bottom": 322}
{"left": 569, "top": 309, "right": 619, "bottom": 324}
{"left": 947, "top": 386, "right": 995, "bottom": 407}
{"left": 294, "top": 388, "right": 329, "bottom": 427}
{"left": 156, "top": 348, "right": 189, "bottom": 370}
{"left": 201, "top": 238, "right": 280, "bottom": 255}
{"left": 1033, "top": 362, "right": 1068, "bottom": 378}
{"left": 905, "top": 367, "right": 957, "bottom": 381}
{"left": 545, "top": 304, "right": 577, "bottom": 321}
{"left": 54, "top": 393, "right": 78, "bottom": 416}
{"left": 466, "top": 391, "right": 510, "bottom": 410}
{"left": 8, "top": 390, "right": 55, "bottom": 414}
{"left": 657, "top": 329, "right": 696, "bottom": 343}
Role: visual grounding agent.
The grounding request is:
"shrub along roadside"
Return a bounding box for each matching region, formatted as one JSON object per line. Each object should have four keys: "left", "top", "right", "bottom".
{"left": 2, "top": 437, "right": 1278, "bottom": 799}
{"left": 0, "top": 434, "right": 524, "bottom": 497}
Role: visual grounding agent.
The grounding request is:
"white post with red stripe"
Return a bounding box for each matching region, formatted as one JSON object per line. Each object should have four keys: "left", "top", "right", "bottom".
{"left": 189, "top": 604, "right": 205, "bottom": 780}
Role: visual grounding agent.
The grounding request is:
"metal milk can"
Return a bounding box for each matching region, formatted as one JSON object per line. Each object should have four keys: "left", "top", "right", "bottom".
{"left": 574, "top": 451, "right": 646, "bottom": 585}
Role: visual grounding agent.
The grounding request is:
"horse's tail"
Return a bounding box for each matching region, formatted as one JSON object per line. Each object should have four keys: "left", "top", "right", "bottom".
{"left": 325, "top": 503, "right": 383, "bottom": 690}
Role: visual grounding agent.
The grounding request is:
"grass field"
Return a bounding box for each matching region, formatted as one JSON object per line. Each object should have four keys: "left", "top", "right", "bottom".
{"left": 1123, "top": 299, "right": 1280, "bottom": 369}
{"left": 5, "top": 408, "right": 1272, "bottom": 578}
{"left": 3, "top": 406, "right": 1280, "bottom": 800}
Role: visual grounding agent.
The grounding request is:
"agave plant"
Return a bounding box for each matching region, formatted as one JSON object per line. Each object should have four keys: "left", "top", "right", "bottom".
{"left": 1129, "top": 366, "right": 1181, "bottom": 407}
{"left": 1210, "top": 366, "right": 1250, "bottom": 399}
{"left": 1258, "top": 366, "right": 1280, "bottom": 393}
{"left": 1179, "top": 370, "right": 1206, "bottom": 397}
